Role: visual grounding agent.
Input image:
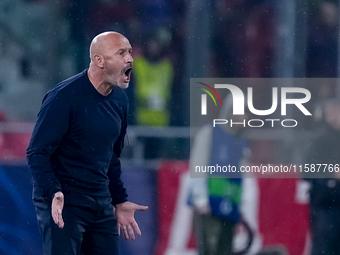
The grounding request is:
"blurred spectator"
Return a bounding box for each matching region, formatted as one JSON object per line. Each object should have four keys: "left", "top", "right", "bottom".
{"left": 305, "top": 99, "right": 340, "bottom": 255}
{"left": 133, "top": 29, "right": 173, "bottom": 126}
{"left": 130, "top": 29, "right": 174, "bottom": 159}
{"left": 188, "top": 94, "right": 250, "bottom": 255}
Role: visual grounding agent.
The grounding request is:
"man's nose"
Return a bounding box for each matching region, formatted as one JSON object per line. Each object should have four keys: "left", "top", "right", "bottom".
{"left": 126, "top": 54, "right": 134, "bottom": 63}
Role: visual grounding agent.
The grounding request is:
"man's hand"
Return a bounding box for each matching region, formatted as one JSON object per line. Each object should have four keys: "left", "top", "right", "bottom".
{"left": 51, "top": 191, "right": 64, "bottom": 228}
{"left": 115, "top": 201, "right": 148, "bottom": 240}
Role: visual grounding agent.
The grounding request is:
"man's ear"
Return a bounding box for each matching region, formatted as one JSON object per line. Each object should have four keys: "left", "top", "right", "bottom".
{"left": 93, "top": 54, "right": 104, "bottom": 68}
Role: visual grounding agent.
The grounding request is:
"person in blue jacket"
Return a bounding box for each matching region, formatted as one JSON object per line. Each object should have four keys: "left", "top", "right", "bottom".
{"left": 26, "top": 31, "right": 148, "bottom": 255}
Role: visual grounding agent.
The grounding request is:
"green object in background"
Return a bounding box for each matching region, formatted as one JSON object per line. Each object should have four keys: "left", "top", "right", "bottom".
{"left": 133, "top": 57, "right": 173, "bottom": 126}
{"left": 208, "top": 178, "right": 242, "bottom": 204}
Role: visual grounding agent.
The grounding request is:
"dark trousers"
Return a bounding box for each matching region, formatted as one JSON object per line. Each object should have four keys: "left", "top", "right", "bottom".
{"left": 193, "top": 212, "right": 234, "bottom": 255}
{"left": 310, "top": 204, "right": 340, "bottom": 255}
{"left": 33, "top": 193, "right": 119, "bottom": 255}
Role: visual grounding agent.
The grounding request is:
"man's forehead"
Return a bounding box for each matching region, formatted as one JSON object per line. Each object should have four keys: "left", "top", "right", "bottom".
{"left": 110, "top": 37, "right": 132, "bottom": 50}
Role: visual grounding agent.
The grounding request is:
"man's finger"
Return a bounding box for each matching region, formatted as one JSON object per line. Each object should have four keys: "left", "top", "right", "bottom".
{"left": 57, "top": 209, "right": 64, "bottom": 228}
{"left": 52, "top": 212, "right": 58, "bottom": 225}
{"left": 117, "top": 223, "right": 121, "bottom": 236}
{"left": 55, "top": 208, "right": 63, "bottom": 228}
{"left": 122, "top": 225, "right": 129, "bottom": 240}
{"left": 127, "top": 225, "right": 135, "bottom": 240}
{"left": 52, "top": 208, "right": 59, "bottom": 224}
{"left": 132, "top": 221, "right": 142, "bottom": 236}
{"left": 59, "top": 221, "right": 64, "bottom": 228}
{"left": 134, "top": 205, "right": 148, "bottom": 211}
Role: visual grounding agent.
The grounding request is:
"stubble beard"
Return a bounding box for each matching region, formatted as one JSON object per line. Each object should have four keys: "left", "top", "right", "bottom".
{"left": 119, "top": 82, "right": 129, "bottom": 89}
{"left": 104, "top": 65, "right": 119, "bottom": 86}
{"left": 104, "top": 65, "right": 129, "bottom": 89}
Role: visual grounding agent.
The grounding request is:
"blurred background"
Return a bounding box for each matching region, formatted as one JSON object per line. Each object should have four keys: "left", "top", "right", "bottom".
{"left": 0, "top": 0, "right": 340, "bottom": 254}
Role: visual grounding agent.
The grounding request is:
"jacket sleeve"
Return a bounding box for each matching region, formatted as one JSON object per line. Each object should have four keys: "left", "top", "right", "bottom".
{"left": 107, "top": 107, "right": 128, "bottom": 205}
{"left": 26, "top": 92, "right": 71, "bottom": 202}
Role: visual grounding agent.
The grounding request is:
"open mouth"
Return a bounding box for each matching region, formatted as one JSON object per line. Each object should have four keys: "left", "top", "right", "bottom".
{"left": 124, "top": 67, "right": 133, "bottom": 81}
